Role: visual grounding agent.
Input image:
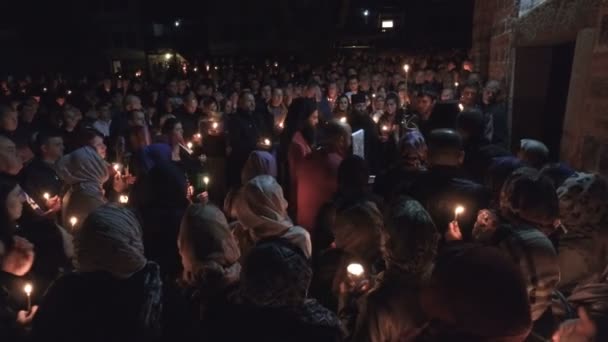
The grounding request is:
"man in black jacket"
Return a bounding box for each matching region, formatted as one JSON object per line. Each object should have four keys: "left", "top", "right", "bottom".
{"left": 402, "top": 129, "right": 489, "bottom": 238}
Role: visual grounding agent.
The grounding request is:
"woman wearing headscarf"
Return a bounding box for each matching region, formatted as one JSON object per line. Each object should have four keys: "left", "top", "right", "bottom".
{"left": 352, "top": 197, "right": 439, "bottom": 342}
{"left": 208, "top": 239, "right": 342, "bottom": 342}
{"left": 56, "top": 146, "right": 109, "bottom": 232}
{"left": 234, "top": 175, "right": 311, "bottom": 258}
{"left": 556, "top": 173, "right": 608, "bottom": 294}
{"left": 163, "top": 204, "right": 241, "bottom": 340}
{"left": 32, "top": 204, "right": 162, "bottom": 342}
{"left": 450, "top": 167, "right": 561, "bottom": 338}
{"left": 310, "top": 200, "right": 383, "bottom": 313}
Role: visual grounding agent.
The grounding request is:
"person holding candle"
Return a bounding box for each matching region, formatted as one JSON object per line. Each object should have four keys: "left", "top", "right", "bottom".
{"left": 348, "top": 93, "right": 381, "bottom": 172}
{"left": 226, "top": 91, "right": 264, "bottom": 188}
{"left": 310, "top": 200, "right": 383, "bottom": 314}
{"left": 56, "top": 145, "right": 109, "bottom": 232}
{"left": 205, "top": 239, "right": 342, "bottom": 341}
{"left": 401, "top": 129, "right": 488, "bottom": 238}
{"left": 32, "top": 204, "right": 162, "bottom": 341}
{"left": 350, "top": 197, "right": 439, "bottom": 342}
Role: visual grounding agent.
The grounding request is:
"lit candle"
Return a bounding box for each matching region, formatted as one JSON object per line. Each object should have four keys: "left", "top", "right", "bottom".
{"left": 194, "top": 133, "right": 202, "bottom": 140}
{"left": 454, "top": 205, "right": 465, "bottom": 222}
{"left": 278, "top": 122, "right": 284, "bottom": 129}
{"left": 274, "top": 62, "right": 278, "bottom": 68}
{"left": 381, "top": 125, "right": 389, "bottom": 132}
{"left": 458, "top": 103, "right": 464, "bottom": 112}
{"left": 113, "top": 163, "right": 121, "bottom": 172}
{"left": 187, "top": 142, "right": 193, "bottom": 150}
{"left": 214, "top": 66, "right": 218, "bottom": 70}
{"left": 403, "top": 64, "right": 410, "bottom": 73}
{"left": 347, "top": 263, "right": 365, "bottom": 278}
{"left": 43, "top": 192, "right": 50, "bottom": 200}
{"left": 67, "top": 90, "right": 72, "bottom": 95}
{"left": 454, "top": 81, "right": 459, "bottom": 88}
{"left": 372, "top": 93, "right": 376, "bottom": 98}
{"left": 43, "top": 87, "right": 47, "bottom": 92}
{"left": 339, "top": 117, "right": 347, "bottom": 124}
{"left": 206, "top": 65, "right": 210, "bottom": 72}
{"left": 203, "top": 176, "right": 210, "bottom": 191}
{"left": 212, "top": 122, "right": 219, "bottom": 130}
{"left": 69, "top": 216, "right": 78, "bottom": 227}
{"left": 119, "top": 195, "right": 129, "bottom": 204}
{"left": 263, "top": 138, "right": 271, "bottom": 147}
{"left": 24, "top": 283, "right": 32, "bottom": 312}
{"left": 193, "top": 67, "right": 198, "bottom": 72}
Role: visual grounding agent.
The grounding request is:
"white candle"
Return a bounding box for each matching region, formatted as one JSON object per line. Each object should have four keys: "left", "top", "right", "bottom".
{"left": 69, "top": 216, "right": 78, "bottom": 227}
{"left": 24, "top": 283, "right": 32, "bottom": 312}
{"left": 43, "top": 193, "right": 50, "bottom": 200}
{"left": 203, "top": 176, "right": 210, "bottom": 191}
{"left": 458, "top": 103, "right": 464, "bottom": 112}
{"left": 454, "top": 205, "right": 465, "bottom": 222}
{"left": 347, "top": 263, "right": 365, "bottom": 277}
{"left": 187, "top": 142, "right": 193, "bottom": 150}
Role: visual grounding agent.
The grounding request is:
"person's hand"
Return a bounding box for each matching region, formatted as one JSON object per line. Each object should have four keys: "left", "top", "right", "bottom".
{"left": 45, "top": 195, "right": 61, "bottom": 213}
{"left": 16, "top": 306, "right": 38, "bottom": 326}
{"left": 112, "top": 172, "right": 128, "bottom": 193}
{"left": 445, "top": 221, "right": 463, "bottom": 241}
{"left": 552, "top": 307, "right": 596, "bottom": 342}
{"left": 187, "top": 185, "right": 194, "bottom": 200}
{"left": 197, "top": 191, "right": 209, "bottom": 205}
{"left": 1, "top": 236, "right": 35, "bottom": 276}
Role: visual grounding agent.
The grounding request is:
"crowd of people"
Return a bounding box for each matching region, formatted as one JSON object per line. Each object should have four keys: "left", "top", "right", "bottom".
{"left": 0, "top": 51, "right": 606, "bottom": 341}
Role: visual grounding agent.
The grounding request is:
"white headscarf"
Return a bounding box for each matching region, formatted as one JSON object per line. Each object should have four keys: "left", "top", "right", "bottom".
{"left": 236, "top": 175, "right": 311, "bottom": 257}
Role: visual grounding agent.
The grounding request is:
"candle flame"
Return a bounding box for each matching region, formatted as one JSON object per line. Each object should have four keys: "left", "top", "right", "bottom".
{"left": 24, "top": 283, "right": 32, "bottom": 295}
{"left": 43, "top": 193, "right": 50, "bottom": 200}
{"left": 187, "top": 142, "right": 193, "bottom": 149}
{"left": 194, "top": 133, "right": 202, "bottom": 139}
{"left": 458, "top": 103, "right": 464, "bottom": 112}
{"left": 382, "top": 125, "right": 389, "bottom": 131}
{"left": 278, "top": 122, "right": 284, "bottom": 129}
{"left": 454, "top": 82, "right": 459, "bottom": 88}
{"left": 454, "top": 206, "right": 465, "bottom": 216}
{"left": 203, "top": 176, "right": 210, "bottom": 185}
{"left": 263, "top": 138, "right": 271, "bottom": 146}
{"left": 69, "top": 216, "right": 78, "bottom": 227}
{"left": 212, "top": 122, "right": 219, "bottom": 129}
{"left": 339, "top": 117, "right": 347, "bottom": 124}
{"left": 113, "top": 163, "right": 121, "bottom": 172}
{"left": 403, "top": 64, "right": 410, "bottom": 73}
{"left": 119, "top": 195, "right": 129, "bottom": 204}
{"left": 43, "top": 87, "right": 47, "bottom": 92}
{"left": 67, "top": 90, "right": 72, "bottom": 95}
{"left": 347, "top": 263, "right": 365, "bottom": 277}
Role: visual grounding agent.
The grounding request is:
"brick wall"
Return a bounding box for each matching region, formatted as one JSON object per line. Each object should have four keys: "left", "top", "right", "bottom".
{"left": 471, "top": 0, "right": 518, "bottom": 82}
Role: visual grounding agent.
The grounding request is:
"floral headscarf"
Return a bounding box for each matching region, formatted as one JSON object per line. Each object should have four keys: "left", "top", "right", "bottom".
{"left": 557, "top": 172, "right": 608, "bottom": 237}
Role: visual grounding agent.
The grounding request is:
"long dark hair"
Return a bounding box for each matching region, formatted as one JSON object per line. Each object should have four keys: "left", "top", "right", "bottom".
{"left": 279, "top": 97, "right": 317, "bottom": 159}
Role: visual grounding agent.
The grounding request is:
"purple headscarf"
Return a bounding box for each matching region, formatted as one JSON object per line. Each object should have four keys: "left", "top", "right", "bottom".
{"left": 241, "top": 151, "right": 277, "bottom": 184}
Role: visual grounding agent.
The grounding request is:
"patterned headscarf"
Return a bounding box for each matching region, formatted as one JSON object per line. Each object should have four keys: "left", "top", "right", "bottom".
{"left": 518, "top": 139, "right": 549, "bottom": 168}
{"left": 236, "top": 175, "right": 311, "bottom": 257}
{"left": 398, "top": 130, "right": 427, "bottom": 170}
{"left": 75, "top": 204, "right": 146, "bottom": 278}
{"left": 382, "top": 197, "right": 439, "bottom": 275}
{"left": 557, "top": 172, "right": 608, "bottom": 237}
{"left": 241, "top": 151, "right": 277, "bottom": 185}
{"left": 56, "top": 146, "right": 109, "bottom": 198}
{"left": 178, "top": 204, "right": 241, "bottom": 287}
{"left": 499, "top": 167, "right": 559, "bottom": 228}
{"left": 241, "top": 239, "right": 312, "bottom": 308}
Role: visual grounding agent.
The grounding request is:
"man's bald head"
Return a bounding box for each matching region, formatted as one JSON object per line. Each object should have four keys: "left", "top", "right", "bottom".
{"left": 0, "top": 135, "right": 22, "bottom": 175}
{"left": 427, "top": 129, "right": 464, "bottom": 167}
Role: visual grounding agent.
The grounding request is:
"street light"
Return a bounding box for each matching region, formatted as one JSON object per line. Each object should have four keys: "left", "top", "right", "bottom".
{"left": 362, "top": 9, "right": 369, "bottom": 17}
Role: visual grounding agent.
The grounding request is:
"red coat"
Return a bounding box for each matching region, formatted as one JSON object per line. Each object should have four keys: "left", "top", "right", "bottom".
{"left": 288, "top": 132, "right": 313, "bottom": 214}
{"left": 296, "top": 149, "right": 343, "bottom": 233}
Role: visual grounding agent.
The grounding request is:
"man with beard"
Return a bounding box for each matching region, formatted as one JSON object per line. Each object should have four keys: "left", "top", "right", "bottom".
{"left": 174, "top": 94, "right": 200, "bottom": 140}
{"left": 348, "top": 93, "right": 380, "bottom": 173}
{"left": 284, "top": 98, "right": 319, "bottom": 218}
{"left": 481, "top": 80, "right": 508, "bottom": 147}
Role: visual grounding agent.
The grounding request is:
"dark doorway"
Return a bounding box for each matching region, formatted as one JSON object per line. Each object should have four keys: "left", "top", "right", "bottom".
{"left": 511, "top": 42, "right": 575, "bottom": 160}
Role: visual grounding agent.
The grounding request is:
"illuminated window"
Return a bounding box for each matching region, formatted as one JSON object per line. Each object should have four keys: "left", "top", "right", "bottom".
{"left": 381, "top": 20, "right": 394, "bottom": 29}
